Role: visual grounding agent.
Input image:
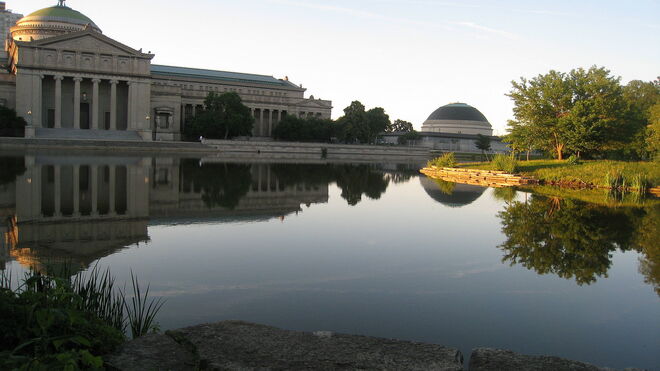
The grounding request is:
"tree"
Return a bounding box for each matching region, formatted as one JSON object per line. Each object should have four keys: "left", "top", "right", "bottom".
{"left": 272, "top": 115, "right": 333, "bottom": 142}
{"left": 397, "top": 130, "right": 421, "bottom": 145}
{"left": 184, "top": 92, "right": 253, "bottom": 140}
{"left": 620, "top": 79, "right": 660, "bottom": 159}
{"left": 364, "top": 107, "right": 391, "bottom": 143}
{"left": 507, "top": 66, "right": 626, "bottom": 160}
{"left": 335, "top": 101, "right": 392, "bottom": 144}
{"left": 647, "top": 102, "right": 660, "bottom": 159}
{"left": 503, "top": 120, "right": 537, "bottom": 160}
{"left": 0, "top": 106, "right": 27, "bottom": 137}
{"left": 388, "top": 119, "right": 414, "bottom": 133}
{"left": 474, "top": 134, "right": 491, "bottom": 160}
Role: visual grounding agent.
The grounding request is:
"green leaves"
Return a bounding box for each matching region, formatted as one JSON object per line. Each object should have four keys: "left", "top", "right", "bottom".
{"left": 184, "top": 92, "right": 254, "bottom": 140}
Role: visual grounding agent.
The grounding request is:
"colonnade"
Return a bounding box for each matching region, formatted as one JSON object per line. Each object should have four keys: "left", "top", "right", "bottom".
{"left": 249, "top": 108, "right": 285, "bottom": 137}
{"left": 36, "top": 74, "right": 131, "bottom": 130}
{"left": 41, "top": 164, "right": 127, "bottom": 219}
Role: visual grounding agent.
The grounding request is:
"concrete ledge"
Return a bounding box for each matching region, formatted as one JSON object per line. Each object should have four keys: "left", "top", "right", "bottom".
{"left": 105, "top": 322, "right": 648, "bottom": 371}
{"left": 468, "top": 348, "right": 646, "bottom": 371}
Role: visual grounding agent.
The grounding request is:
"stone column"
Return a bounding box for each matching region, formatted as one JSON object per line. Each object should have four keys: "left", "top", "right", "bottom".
{"left": 73, "top": 77, "right": 82, "bottom": 129}
{"left": 54, "top": 165, "right": 61, "bottom": 217}
{"left": 259, "top": 109, "right": 264, "bottom": 136}
{"left": 91, "top": 165, "right": 98, "bottom": 216}
{"left": 32, "top": 74, "right": 44, "bottom": 129}
{"left": 109, "top": 166, "right": 116, "bottom": 216}
{"left": 127, "top": 81, "right": 134, "bottom": 129}
{"left": 73, "top": 165, "right": 80, "bottom": 217}
{"left": 268, "top": 110, "right": 273, "bottom": 136}
{"left": 54, "top": 75, "right": 63, "bottom": 128}
{"left": 110, "top": 80, "right": 118, "bottom": 130}
{"left": 92, "top": 78, "right": 101, "bottom": 129}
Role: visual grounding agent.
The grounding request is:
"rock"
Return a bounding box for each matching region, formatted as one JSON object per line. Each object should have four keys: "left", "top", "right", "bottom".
{"left": 468, "top": 348, "right": 629, "bottom": 371}
{"left": 167, "top": 320, "right": 464, "bottom": 370}
{"left": 105, "top": 333, "right": 197, "bottom": 371}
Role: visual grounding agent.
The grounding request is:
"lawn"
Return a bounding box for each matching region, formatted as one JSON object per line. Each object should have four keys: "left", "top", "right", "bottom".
{"left": 460, "top": 159, "right": 660, "bottom": 187}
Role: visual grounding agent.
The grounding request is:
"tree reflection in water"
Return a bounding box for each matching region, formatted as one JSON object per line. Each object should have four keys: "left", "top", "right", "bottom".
{"left": 180, "top": 160, "right": 252, "bottom": 210}
{"left": 0, "top": 156, "right": 26, "bottom": 186}
{"left": 498, "top": 195, "right": 659, "bottom": 295}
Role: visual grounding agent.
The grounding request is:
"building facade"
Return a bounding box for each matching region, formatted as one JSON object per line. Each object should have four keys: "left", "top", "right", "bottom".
{"left": 0, "top": 1, "right": 332, "bottom": 141}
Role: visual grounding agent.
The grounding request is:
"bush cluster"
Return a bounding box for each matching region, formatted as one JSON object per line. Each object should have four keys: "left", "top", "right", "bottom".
{"left": 492, "top": 154, "right": 518, "bottom": 173}
{"left": 427, "top": 152, "right": 457, "bottom": 168}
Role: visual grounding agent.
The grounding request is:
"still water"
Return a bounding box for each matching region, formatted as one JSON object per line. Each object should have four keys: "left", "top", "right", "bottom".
{"left": 1, "top": 151, "right": 658, "bottom": 370}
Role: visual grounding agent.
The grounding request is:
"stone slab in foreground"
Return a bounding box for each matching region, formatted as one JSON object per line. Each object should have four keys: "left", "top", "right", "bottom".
{"left": 105, "top": 333, "right": 197, "bottom": 371}
{"left": 168, "top": 320, "right": 464, "bottom": 370}
{"left": 469, "top": 348, "right": 646, "bottom": 371}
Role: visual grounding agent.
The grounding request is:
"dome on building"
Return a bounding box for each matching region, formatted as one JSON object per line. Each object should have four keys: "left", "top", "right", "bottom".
{"left": 419, "top": 176, "right": 486, "bottom": 208}
{"left": 11, "top": 1, "right": 101, "bottom": 42}
{"left": 421, "top": 103, "right": 493, "bottom": 136}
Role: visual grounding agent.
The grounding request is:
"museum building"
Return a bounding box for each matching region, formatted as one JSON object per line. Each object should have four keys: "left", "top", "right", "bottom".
{"left": 0, "top": 1, "right": 332, "bottom": 141}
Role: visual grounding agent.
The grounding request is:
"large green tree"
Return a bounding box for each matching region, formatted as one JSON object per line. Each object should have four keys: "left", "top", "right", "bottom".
{"left": 620, "top": 79, "right": 660, "bottom": 159}
{"left": 648, "top": 102, "right": 660, "bottom": 159}
{"left": 502, "top": 120, "right": 537, "bottom": 160}
{"left": 507, "top": 66, "right": 627, "bottom": 159}
{"left": 184, "top": 92, "right": 253, "bottom": 140}
{"left": 272, "top": 115, "right": 334, "bottom": 142}
{"left": 335, "top": 101, "right": 392, "bottom": 144}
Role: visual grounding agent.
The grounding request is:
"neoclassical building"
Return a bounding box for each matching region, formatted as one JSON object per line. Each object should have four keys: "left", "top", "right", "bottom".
{"left": 0, "top": 1, "right": 332, "bottom": 141}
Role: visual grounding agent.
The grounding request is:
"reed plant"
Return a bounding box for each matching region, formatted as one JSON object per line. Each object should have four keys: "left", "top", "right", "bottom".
{"left": 427, "top": 152, "right": 457, "bottom": 168}
{"left": 492, "top": 154, "right": 518, "bottom": 173}
{"left": 0, "top": 266, "right": 165, "bottom": 369}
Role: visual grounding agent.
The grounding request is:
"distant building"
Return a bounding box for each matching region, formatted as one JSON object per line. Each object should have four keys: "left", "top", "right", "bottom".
{"left": 0, "top": 1, "right": 332, "bottom": 141}
{"left": 382, "top": 102, "right": 508, "bottom": 153}
{"left": 0, "top": 2, "right": 21, "bottom": 42}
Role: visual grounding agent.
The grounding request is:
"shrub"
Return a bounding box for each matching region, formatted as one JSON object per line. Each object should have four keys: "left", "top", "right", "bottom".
{"left": 427, "top": 152, "right": 457, "bottom": 168}
{"left": 566, "top": 155, "right": 580, "bottom": 165}
{"left": 492, "top": 154, "right": 518, "bottom": 173}
{"left": 0, "top": 106, "right": 27, "bottom": 137}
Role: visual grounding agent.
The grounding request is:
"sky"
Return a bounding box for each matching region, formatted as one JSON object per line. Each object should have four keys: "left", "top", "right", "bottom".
{"left": 9, "top": 0, "right": 660, "bottom": 134}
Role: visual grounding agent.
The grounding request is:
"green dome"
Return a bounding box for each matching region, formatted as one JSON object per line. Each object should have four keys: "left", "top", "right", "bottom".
{"left": 18, "top": 4, "right": 100, "bottom": 30}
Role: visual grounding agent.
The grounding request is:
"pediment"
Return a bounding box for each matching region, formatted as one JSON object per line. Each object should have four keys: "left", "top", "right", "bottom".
{"left": 27, "top": 30, "right": 152, "bottom": 59}
{"left": 295, "top": 99, "right": 331, "bottom": 109}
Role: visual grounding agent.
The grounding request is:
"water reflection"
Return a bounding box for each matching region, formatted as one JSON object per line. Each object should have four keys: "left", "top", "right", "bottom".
{"left": 419, "top": 176, "right": 486, "bottom": 208}
{"left": 0, "top": 154, "right": 416, "bottom": 273}
{"left": 498, "top": 195, "right": 659, "bottom": 295}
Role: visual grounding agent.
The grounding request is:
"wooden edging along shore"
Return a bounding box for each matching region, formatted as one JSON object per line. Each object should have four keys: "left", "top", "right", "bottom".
{"left": 421, "top": 166, "right": 660, "bottom": 197}
{"left": 420, "top": 166, "right": 539, "bottom": 188}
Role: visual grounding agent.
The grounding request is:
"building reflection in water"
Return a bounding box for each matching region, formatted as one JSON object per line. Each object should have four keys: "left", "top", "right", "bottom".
{"left": 0, "top": 155, "right": 344, "bottom": 273}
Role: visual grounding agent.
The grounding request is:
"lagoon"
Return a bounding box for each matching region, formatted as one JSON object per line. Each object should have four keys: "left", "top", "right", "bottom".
{"left": 0, "top": 150, "right": 658, "bottom": 370}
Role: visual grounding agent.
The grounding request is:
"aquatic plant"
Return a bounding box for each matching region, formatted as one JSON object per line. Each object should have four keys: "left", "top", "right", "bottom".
{"left": 125, "top": 272, "right": 165, "bottom": 338}
{"left": 492, "top": 154, "right": 518, "bottom": 173}
{"left": 427, "top": 152, "right": 457, "bottom": 168}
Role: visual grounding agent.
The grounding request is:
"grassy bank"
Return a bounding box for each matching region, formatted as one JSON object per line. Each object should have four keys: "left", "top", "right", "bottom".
{"left": 459, "top": 159, "right": 660, "bottom": 188}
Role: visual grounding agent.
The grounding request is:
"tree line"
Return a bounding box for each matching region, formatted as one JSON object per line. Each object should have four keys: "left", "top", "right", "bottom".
{"left": 504, "top": 66, "right": 660, "bottom": 160}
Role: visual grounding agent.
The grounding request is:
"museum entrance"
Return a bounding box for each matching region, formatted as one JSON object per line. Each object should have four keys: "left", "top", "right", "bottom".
{"left": 80, "top": 103, "right": 90, "bottom": 129}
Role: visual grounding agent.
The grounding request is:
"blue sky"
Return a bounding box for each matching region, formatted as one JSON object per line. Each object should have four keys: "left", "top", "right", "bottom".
{"left": 12, "top": 0, "right": 660, "bottom": 134}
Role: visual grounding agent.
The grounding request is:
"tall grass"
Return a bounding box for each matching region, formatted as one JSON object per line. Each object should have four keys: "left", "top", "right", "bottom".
{"left": 427, "top": 152, "right": 457, "bottom": 168}
{"left": 126, "top": 272, "right": 165, "bottom": 338}
{"left": 492, "top": 154, "right": 518, "bottom": 173}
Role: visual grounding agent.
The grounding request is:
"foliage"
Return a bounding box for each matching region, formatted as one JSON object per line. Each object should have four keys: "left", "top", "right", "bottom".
{"left": 0, "top": 271, "right": 124, "bottom": 370}
{"left": 491, "top": 154, "right": 518, "bottom": 173}
{"left": 507, "top": 66, "right": 627, "bottom": 160}
{"left": 502, "top": 120, "right": 537, "bottom": 160}
{"left": 648, "top": 102, "right": 660, "bottom": 160}
{"left": 0, "top": 156, "right": 26, "bottom": 186}
{"left": 388, "top": 119, "right": 414, "bottom": 133}
{"left": 427, "top": 152, "right": 457, "bottom": 168}
{"left": 566, "top": 154, "right": 580, "bottom": 165}
{"left": 474, "top": 134, "right": 492, "bottom": 160}
{"left": 332, "top": 165, "right": 390, "bottom": 206}
{"left": 184, "top": 92, "right": 254, "bottom": 140}
{"left": 335, "top": 101, "right": 391, "bottom": 144}
{"left": 272, "top": 115, "right": 334, "bottom": 142}
{"left": 180, "top": 159, "right": 252, "bottom": 210}
{"left": 397, "top": 130, "right": 421, "bottom": 145}
{"left": 461, "top": 159, "right": 660, "bottom": 188}
{"left": 498, "top": 196, "right": 641, "bottom": 285}
{"left": 0, "top": 106, "right": 27, "bottom": 137}
{"left": 618, "top": 80, "right": 660, "bottom": 159}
